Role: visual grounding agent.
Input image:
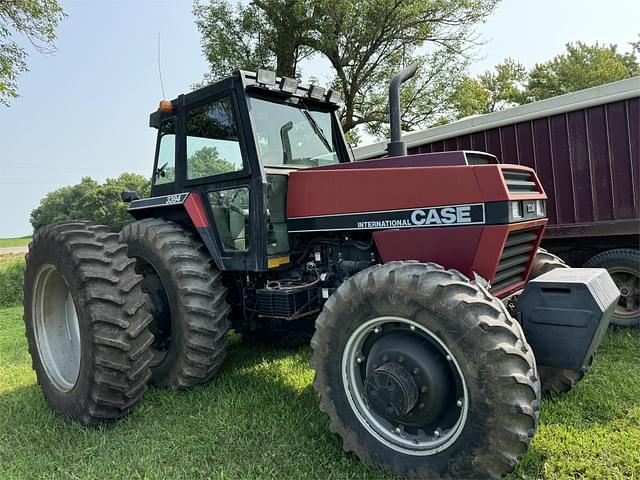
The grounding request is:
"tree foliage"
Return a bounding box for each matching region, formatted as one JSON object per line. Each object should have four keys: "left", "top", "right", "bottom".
{"left": 30, "top": 173, "right": 151, "bottom": 232}
{"left": 193, "top": 0, "right": 498, "bottom": 137}
{"left": 451, "top": 58, "right": 526, "bottom": 118}
{"left": 451, "top": 41, "right": 639, "bottom": 119}
{"left": 527, "top": 41, "right": 640, "bottom": 101}
{"left": 193, "top": 0, "right": 315, "bottom": 80}
{"left": 0, "top": 0, "right": 64, "bottom": 106}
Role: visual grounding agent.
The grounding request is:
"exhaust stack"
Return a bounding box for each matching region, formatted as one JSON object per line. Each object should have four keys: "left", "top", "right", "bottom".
{"left": 387, "top": 64, "right": 419, "bottom": 157}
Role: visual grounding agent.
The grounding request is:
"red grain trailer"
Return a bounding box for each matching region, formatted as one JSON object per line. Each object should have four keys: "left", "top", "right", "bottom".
{"left": 355, "top": 77, "right": 640, "bottom": 326}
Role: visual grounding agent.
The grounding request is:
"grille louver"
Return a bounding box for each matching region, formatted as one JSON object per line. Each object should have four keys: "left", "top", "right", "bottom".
{"left": 491, "top": 229, "right": 539, "bottom": 293}
{"left": 503, "top": 169, "right": 538, "bottom": 195}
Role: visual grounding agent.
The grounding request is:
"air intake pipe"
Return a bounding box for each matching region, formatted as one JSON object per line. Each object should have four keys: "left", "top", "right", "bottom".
{"left": 387, "top": 63, "right": 419, "bottom": 157}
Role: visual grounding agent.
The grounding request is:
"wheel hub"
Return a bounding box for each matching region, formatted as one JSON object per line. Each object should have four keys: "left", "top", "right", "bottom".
{"left": 364, "top": 362, "right": 418, "bottom": 420}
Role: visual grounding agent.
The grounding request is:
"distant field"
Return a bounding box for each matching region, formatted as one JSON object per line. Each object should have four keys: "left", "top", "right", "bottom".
{"left": 0, "top": 236, "right": 31, "bottom": 248}
{"left": 0, "top": 303, "right": 638, "bottom": 479}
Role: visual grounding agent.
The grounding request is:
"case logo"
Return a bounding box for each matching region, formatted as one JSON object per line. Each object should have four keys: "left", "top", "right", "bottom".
{"left": 410, "top": 205, "right": 473, "bottom": 225}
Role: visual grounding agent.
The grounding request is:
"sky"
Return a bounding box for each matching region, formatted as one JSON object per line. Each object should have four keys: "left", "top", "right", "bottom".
{"left": 0, "top": 0, "right": 638, "bottom": 237}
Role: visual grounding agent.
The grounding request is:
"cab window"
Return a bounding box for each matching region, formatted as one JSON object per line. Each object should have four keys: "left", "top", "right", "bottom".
{"left": 154, "top": 118, "right": 176, "bottom": 185}
{"left": 186, "top": 97, "right": 244, "bottom": 179}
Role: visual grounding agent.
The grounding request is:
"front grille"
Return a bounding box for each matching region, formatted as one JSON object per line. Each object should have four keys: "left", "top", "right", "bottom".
{"left": 491, "top": 229, "right": 539, "bottom": 293}
{"left": 502, "top": 169, "right": 538, "bottom": 194}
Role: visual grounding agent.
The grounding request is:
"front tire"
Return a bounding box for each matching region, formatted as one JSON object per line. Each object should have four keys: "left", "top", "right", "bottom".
{"left": 120, "top": 218, "right": 230, "bottom": 390}
{"left": 311, "top": 262, "right": 539, "bottom": 479}
{"left": 23, "top": 222, "right": 153, "bottom": 425}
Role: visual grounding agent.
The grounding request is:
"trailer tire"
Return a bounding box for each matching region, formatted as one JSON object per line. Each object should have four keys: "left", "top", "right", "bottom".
{"left": 23, "top": 222, "right": 154, "bottom": 425}
{"left": 528, "top": 249, "right": 591, "bottom": 396}
{"left": 120, "top": 219, "right": 230, "bottom": 390}
{"left": 311, "top": 261, "right": 539, "bottom": 479}
{"left": 584, "top": 248, "right": 639, "bottom": 328}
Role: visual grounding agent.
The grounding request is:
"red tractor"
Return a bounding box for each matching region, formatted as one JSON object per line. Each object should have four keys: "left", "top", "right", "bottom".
{"left": 23, "top": 66, "right": 619, "bottom": 478}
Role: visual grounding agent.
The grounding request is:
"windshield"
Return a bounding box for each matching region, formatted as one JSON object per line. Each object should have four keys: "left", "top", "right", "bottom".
{"left": 248, "top": 96, "right": 339, "bottom": 168}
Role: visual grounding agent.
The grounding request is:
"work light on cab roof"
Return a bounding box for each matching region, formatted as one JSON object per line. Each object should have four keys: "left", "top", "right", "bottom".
{"left": 254, "top": 68, "right": 340, "bottom": 104}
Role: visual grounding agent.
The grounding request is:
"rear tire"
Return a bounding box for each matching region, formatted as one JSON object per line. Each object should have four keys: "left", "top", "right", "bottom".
{"left": 120, "top": 218, "right": 230, "bottom": 390}
{"left": 311, "top": 261, "right": 539, "bottom": 479}
{"left": 528, "top": 248, "right": 590, "bottom": 396}
{"left": 23, "top": 222, "right": 153, "bottom": 425}
{"left": 584, "top": 248, "right": 639, "bottom": 328}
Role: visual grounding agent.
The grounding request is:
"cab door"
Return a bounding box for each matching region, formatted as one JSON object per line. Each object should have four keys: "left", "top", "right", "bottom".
{"left": 177, "top": 90, "right": 264, "bottom": 271}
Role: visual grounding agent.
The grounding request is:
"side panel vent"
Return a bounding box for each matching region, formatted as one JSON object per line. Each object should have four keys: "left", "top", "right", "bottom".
{"left": 503, "top": 169, "right": 538, "bottom": 195}
{"left": 491, "top": 229, "right": 539, "bottom": 293}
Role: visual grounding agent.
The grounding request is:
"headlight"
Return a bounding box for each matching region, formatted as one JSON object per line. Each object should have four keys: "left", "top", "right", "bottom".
{"left": 510, "top": 201, "right": 522, "bottom": 220}
{"left": 536, "top": 199, "right": 546, "bottom": 216}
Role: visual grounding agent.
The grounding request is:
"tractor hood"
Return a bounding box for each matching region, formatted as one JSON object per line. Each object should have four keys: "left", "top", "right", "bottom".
{"left": 286, "top": 150, "right": 548, "bottom": 296}
{"left": 286, "top": 151, "right": 544, "bottom": 221}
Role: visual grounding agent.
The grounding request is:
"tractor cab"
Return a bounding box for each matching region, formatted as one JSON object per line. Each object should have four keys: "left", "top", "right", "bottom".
{"left": 137, "top": 69, "right": 352, "bottom": 271}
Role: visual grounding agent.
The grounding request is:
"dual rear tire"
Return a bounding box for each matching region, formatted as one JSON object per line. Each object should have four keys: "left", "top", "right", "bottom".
{"left": 23, "top": 219, "right": 231, "bottom": 425}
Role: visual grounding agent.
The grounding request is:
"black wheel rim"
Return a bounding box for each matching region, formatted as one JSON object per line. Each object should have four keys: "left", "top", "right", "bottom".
{"left": 609, "top": 267, "right": 640, "bottom": 319}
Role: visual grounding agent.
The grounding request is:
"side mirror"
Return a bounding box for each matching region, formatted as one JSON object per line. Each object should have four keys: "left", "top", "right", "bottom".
{"left": 121, "top": 191, "right": 140, "bottom": 203}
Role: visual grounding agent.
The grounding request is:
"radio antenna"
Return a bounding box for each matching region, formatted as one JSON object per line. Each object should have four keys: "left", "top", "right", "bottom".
{"left": 157, "top": 33, "right": 166, "bottom": 99}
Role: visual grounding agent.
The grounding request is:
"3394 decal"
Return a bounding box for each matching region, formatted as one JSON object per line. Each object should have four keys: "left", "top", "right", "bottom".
{"left": 165, "top": 194, "right": 184, "bottom": 205}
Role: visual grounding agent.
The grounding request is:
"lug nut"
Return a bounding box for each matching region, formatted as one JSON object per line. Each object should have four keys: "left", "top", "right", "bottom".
{"left": 456, "top": 399, "right": 463, "bottom": 407}
{"left": 382, "top": 355, "right": 389, "bottom": 362}
{"left": 398, "top": 355, "right": 405, "bottom": 363}
{"left": 420, "top": 386, "right": 428, "bottom": 393}
{"left": 446, "top": 355, "right": 452, "bottom": 361}
{"left": 410, "top": 325, "right": 416, "bottom": 331}
{"left": 373, "top": 326, "right": 382, "bottom": 334}
{"left": 412, "top": 368, "right": 420, "bottom": 375}
{"left": 356, "top": 355, "right": 365, "bottom": 364}
{"left": 434, "top": 429, "right": 441, "bottom": 438}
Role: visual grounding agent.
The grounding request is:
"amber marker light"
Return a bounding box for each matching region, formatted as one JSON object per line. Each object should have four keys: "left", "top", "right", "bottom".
{"left": 159, "top": 100, "right": 173, "bottom": 112}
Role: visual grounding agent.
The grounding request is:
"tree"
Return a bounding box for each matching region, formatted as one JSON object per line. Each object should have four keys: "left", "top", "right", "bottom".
{"left": 477, "top": 58, "right": 527, "bottom": 110}
{"left": 311, "top": 0, "right": 497, "bottom": 136}
{"left": 450, "top": 58, "right": 526, "bottom": 119}
{"left": 193, "top": 0, "right": 315, "bottom": 80}
{"left": 450, "top": 76, "right": 490, "bottom": 119}
{"left": 30, "top": 173, "right": 151, "bottom": 232}
{"left": 0, "top": 0, "right": 64, "bottom": 106}
{"left": 194, "top": 0, "right": 498, "bottom": 137}
{"left": 527, "top": 41, "right": 640, "bottom": 101}
{"left": 450, "top": 40, "right": 639, "bottom": 120}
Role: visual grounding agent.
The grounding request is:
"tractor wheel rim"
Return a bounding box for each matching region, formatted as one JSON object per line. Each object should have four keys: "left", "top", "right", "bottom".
{"left": 609, "top": 267, "right": 640, "bottom": 319}
{"left": 341, "top": 316, "right": 469, "bottom": 456}
{"left": 33, "top": 264, "right": 81, "bottom": 392}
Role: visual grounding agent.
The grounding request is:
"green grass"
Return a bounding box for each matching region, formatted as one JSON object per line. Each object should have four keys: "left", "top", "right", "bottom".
{"left": 0, "top": 236, "right": 31, "bottom": 248}
{"left": 1, "top": 305, "right": 638, "bottom": 479}
{"left": 0, "top": 255, "right": 25, "bottom": 307}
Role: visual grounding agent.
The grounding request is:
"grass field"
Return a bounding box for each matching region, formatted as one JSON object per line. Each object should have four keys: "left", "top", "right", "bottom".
{"left": 0, "top": 303, "right": 639, "bottom": 480}
{"left": 0, "top": 236, "right": 31, "bottom": 248}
